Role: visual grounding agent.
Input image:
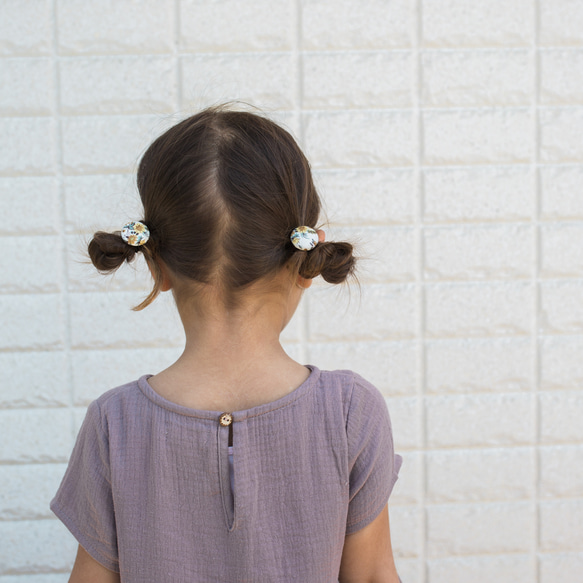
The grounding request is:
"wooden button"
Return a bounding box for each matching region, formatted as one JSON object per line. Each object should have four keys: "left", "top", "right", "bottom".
{"left": 219, "top": 412, "right": 233, "bottom": 426}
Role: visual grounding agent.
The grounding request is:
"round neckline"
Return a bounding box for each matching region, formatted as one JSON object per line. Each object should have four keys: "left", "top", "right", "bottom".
{"left": 137, "top": 364, "right": 320, "bottom": 421}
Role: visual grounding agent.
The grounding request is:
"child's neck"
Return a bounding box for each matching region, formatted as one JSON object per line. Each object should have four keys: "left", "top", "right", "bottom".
{"left": 148, "top": 282, "right": 309, "bottom": 412}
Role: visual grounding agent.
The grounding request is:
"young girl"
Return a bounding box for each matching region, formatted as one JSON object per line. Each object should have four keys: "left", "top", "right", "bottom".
{"left": 51, "top": 105, "right": 403, "bottom": 583}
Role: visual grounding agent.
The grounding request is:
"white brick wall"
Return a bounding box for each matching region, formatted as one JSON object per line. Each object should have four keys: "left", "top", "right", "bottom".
{"left": 1, "top": 1, "right": 582, "bottom": 581}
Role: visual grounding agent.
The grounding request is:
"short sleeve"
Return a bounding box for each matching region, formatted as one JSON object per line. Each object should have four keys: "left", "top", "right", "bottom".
{"left": 50, "top": 400, "right": 119, "bottom": 572}
{"left": 345, "top": 373, "right": 402, "bottom": 535}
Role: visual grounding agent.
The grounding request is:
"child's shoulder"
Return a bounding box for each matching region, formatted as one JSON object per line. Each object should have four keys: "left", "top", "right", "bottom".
{"left": 317, "top": 367, "right": 386, "bottom": 408}
{"left": 318, "top": 366, "right": 380, "bottom": 390}
{"left": 89, "top": 375, "right": 147, "bottom": 415}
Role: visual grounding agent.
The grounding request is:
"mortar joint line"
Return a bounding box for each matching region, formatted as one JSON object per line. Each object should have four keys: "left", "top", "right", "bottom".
{"left": 48, "top": 0, "right": 76, "bottom": 445}
{"left": 174, "top": 0, "right": 182, "bottom": 114}
{"left": 533, "top": 0, "right": 542, "bottom": 580}
{"left": 414, "top": 1, "right": 428, "bottom": 581}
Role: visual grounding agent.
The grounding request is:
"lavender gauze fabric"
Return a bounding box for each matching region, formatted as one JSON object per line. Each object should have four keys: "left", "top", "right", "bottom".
{"left": 50, "top": 365, "right": 402, "bottom": 582}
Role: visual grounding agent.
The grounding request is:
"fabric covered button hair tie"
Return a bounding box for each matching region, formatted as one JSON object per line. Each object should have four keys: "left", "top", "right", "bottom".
{"left": 290, "top": 226, "right": 319, "bottom": 251}
{"left": 121, "top": 221, "right": 150, "bottom": 246}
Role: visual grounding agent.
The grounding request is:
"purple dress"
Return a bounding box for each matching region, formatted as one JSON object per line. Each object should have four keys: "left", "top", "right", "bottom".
{"left": 51, "top": 365, "right": 402, "bottom": 582}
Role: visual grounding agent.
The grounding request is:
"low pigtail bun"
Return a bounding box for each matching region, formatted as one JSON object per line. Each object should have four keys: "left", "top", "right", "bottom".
{"left": 88, "top": 230, "right": 140, "bottom": 273}
{"left": 298, "top": 241, "right": 356, "bottom": 284}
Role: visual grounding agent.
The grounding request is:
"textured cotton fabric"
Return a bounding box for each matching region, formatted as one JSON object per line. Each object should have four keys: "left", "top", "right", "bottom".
{"left": 51, "top": 365, "right": 402, "bottom": 582}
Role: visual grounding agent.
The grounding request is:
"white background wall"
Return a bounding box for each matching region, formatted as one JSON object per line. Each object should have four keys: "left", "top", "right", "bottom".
{"left": 1, "top": 0, "right": 583, "bottom": 581}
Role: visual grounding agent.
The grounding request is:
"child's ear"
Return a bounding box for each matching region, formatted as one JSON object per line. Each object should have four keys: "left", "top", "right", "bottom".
{"left": 297, "top": 275, "right": 313, "bottom": 289}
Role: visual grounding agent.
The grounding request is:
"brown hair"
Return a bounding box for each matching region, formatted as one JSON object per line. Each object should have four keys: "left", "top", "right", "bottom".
{"left": 88, "top": 104, "right": 356, "bottom": 310}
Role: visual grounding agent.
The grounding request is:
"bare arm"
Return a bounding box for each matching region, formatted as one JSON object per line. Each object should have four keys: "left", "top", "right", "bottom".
{"left": 69, "top": 545, "right": 120, "bottom": 583}
{"left": 339, "top": 503, "right": 400, "bottom": 583}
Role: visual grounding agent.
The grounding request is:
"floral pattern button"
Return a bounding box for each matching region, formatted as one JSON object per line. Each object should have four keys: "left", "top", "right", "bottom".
{"left": 121, "top": 221, "right": 150, "bottom": 246}
{"left": 290, "top": 226, "right": 318, "bottom": 251}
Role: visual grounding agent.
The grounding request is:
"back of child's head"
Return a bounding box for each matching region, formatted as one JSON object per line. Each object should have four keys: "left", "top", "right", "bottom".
{"left": 88, "top": 104, "right": 356, "bottom": 310}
